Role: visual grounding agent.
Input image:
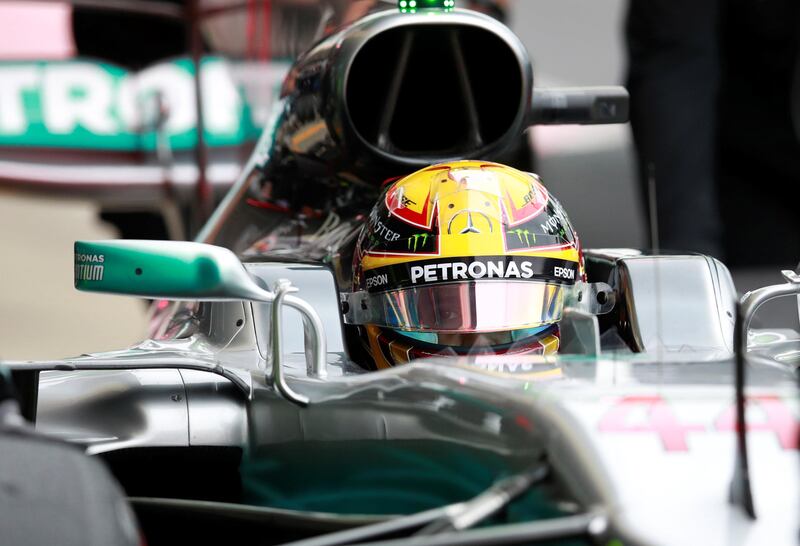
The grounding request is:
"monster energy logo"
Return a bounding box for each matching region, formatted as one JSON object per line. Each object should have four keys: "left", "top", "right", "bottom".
{"left": 507, "top": 229, "right": 536, "bottom": 246}
{"left": 407, "top": 233, "right": 430, "bottom": 251}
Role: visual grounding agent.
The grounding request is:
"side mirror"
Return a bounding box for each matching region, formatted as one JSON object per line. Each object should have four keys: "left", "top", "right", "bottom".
{"left": 529, "top": 86, "right": 630, "bottom": 125}
{"left": 75, "top": 239, "right": 271, "bottom": 302}
{"left": 74, "top": 240, "right": 326, "bottom": 404}
{"left": 730, "top": 268, "right": 800, "bottom": 518}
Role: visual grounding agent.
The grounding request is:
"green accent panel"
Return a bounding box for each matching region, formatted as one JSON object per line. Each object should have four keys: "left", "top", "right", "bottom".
{"left": 240, "top": 439, "right": 570, "bottom": 523}
{"left": 74, "top": 240, "right": 223, "bottom": 298}
{"left": 0, "top": 57, "right": 260, "bottom": 151}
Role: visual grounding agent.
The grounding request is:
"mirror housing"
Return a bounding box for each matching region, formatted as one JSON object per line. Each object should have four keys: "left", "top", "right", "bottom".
{"left": 530, "top": 86, "right": 630, "bottom": 125}
{"left": 74, "top": 240, "right": 272, "bottom": 302}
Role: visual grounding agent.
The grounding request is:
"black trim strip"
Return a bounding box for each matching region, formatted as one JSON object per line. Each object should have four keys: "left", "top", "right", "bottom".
{"left": 364, "top": 255, "right": 577, "bottom": 293}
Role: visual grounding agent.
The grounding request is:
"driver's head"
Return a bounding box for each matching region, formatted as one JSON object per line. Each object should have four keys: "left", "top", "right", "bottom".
{"left": 350, "top": 161, "right": 582, "bottom": 368}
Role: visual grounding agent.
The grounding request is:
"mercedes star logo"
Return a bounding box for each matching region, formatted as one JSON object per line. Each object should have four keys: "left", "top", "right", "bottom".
{"left": 446, "top": 209, "right": 494, "bottom": 235}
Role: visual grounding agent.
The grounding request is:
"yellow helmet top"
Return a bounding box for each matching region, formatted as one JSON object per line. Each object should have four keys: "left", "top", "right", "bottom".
{"left": 357, "top": 160, "right": 581, "bottom": 273}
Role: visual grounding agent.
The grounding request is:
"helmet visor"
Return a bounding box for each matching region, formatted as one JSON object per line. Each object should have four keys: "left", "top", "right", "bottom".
{"left": 362, "top": 280, "right": 565, "bottom": 334}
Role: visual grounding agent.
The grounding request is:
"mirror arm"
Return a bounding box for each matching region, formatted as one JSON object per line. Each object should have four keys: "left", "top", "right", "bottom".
{"left": 284, "top": 294, "right": 328, "bottom": 379}
{"left": 242, "top": 274, "right": 327, "bottom": 379}
{"left": 270, "top": 280, "right": 311, "bottom": 407}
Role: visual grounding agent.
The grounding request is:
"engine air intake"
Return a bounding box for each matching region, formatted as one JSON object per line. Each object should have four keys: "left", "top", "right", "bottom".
{"left": 346, "top": 24, "right": 524, "bottom": 160}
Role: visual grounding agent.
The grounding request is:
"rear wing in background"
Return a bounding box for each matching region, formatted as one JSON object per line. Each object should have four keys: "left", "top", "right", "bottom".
{"left": 0, "top": 2, "right": 628, "bottom": 226}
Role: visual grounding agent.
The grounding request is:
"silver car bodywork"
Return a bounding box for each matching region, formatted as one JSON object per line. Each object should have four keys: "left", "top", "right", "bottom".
{"left": 20, "top": 252, "right": 798, "bottom": 545}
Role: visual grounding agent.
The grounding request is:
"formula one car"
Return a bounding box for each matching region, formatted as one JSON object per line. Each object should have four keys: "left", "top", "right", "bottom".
{"left": 4, "top": 3, "right": 799, "bottom": 546}
{"left": 0, "top": 0, "right": 323, "bottom": 239}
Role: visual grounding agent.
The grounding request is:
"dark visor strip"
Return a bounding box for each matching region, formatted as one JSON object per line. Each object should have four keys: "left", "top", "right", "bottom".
{"left": 364, "top": 255, "right": 578, "bottom": 293}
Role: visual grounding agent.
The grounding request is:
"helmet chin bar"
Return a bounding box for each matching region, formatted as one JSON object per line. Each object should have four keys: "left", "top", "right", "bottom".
{"left": 342, "top": 281, "right": 615, "bottom": 328}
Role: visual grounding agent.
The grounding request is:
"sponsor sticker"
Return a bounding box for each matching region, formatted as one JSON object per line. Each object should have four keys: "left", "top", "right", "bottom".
{"left": 0, "top": 57, "right": 265, "bottom": 151}
{"left": 74, "top": 253, "right": 105, "bottom": 281}
{"left": 370, "top": 218, "right": 401, "bottom": 242}
{"left": 365, "top": 272, "right": 389, "bottom": 290}
{"left": 364, "top": 255, "right": 578, "bottom": 292}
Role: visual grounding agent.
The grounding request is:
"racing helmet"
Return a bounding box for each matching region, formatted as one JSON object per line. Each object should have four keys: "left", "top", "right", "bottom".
{"left": 347, "top": 160, "right": 584, "bottom": 369}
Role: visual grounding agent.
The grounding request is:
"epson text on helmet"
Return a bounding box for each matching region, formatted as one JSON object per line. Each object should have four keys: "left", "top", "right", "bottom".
{"left": 554, "top": 266, "right": 575, "bottom": 280}
{"left": 366, "top": 273, "right": 389, "bottom": 289}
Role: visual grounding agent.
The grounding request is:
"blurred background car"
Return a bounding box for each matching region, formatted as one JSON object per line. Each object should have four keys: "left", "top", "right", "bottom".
{"left": 0, "top": 0, "right": 797, "bottom": 360}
